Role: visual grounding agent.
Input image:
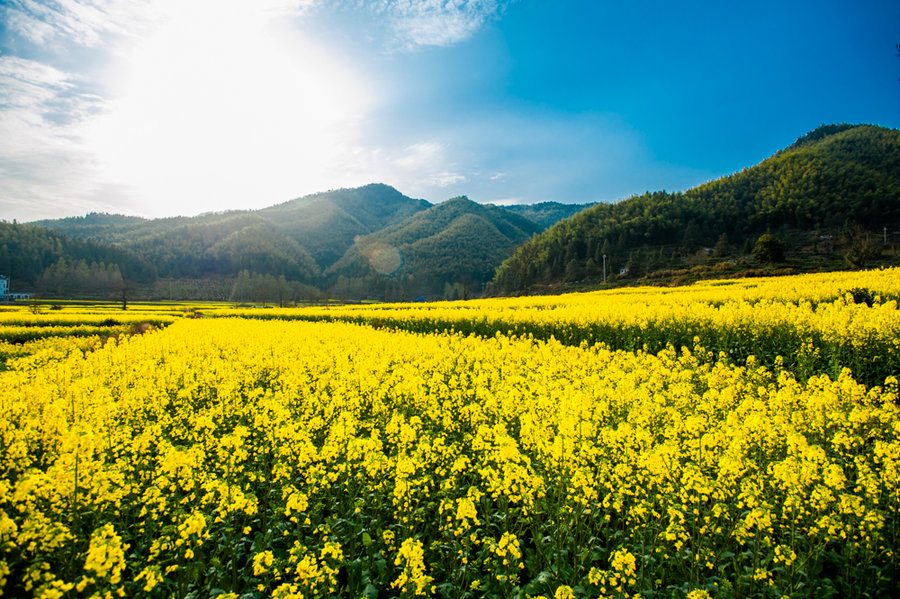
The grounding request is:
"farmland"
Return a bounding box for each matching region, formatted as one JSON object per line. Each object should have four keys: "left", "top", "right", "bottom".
{"left": 1, "top": 269, "right": 899, "bottom": 598}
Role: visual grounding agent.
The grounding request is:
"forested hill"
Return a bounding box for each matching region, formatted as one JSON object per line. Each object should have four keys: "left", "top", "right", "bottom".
{"left": 256, "top": 184, "right": 431, "bottom": 267}
{"left": 33, "top": 184, "right": 430, "bottom": 277}
{"left": 494, "top": 124, "right": 900, "bottom": 291}
{"left": 326, "top": 196, "right": 542, "bottom": 298}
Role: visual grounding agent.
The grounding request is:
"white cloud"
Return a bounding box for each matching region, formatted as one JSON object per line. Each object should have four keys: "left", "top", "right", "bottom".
{"left": 332, "top": 0, "right": 514, "bottom": 50}
{"left": 387, "top": 0, "right": 511, "bottom": 49}
{"left": 428, "top": 172, "right": 467, "bottom": 187}
{"left": 0, "top": 56, "right": 105, "bottom": 129}
{"left": 4, "top": 0, "right": 321, "bottom": 51}
{"left": 2, "top": 0, "right": 146, "bottom": 48}
{"left": 0, "top": 56, "right": 73, "bottom": 107}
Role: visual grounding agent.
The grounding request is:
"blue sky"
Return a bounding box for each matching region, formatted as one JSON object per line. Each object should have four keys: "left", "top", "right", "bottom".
{"left": 1, "top": 0, "right": 898, "bottom": 220}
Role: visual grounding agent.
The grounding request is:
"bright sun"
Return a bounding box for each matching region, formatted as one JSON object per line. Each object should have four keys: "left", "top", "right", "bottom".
{"left": 86, "top": 1, "right": 373, "bottom": 217}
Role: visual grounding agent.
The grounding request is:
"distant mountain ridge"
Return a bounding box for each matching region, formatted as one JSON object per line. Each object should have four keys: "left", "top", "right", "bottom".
{"left": 500, "top": 202, "right": 595, "bottom": 229}
{"left": 33, "top": 184, "right": 433, "bottom": 276}
{"left": 24, "top": 184, "right": 587, "bottom": 299}
{"left": 494, "top": 123, "right": 900, "bottom": 290}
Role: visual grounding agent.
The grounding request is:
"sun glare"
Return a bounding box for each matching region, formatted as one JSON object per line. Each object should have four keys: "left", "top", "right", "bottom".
{"left": 86, "top": 1, "right": 372, "bottom": 217}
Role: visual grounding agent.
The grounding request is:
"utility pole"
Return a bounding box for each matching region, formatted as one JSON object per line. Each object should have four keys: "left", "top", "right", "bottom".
{"left": 603, "top": 254, "right": 607, "bottom": 283}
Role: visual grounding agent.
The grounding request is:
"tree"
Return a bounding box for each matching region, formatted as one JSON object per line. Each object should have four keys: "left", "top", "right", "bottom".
{"left": 682, "top": 220, "right": 702, "bottom": 252}
{"left": 842, "top": 224, "right": 881, "bottom": 269}
{"left": 713, "top": 233, "right": 730, "bottom": 258}
{"left": 120, "top": 280, "right": 138, "bottom": 310}
{"left": 564, "top": 258, "right": 584, "bottom": 281}
{"left": 752, "top": 234, "right": 785, "bottom": 264}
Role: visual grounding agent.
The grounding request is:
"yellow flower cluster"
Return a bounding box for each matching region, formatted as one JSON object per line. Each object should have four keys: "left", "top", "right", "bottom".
{"left": 393, "top": 538, "right": 433, "bottom": 596}
{"left": 589, "top": 547, "right": 638, "bottom": 597}
{"left": 78, "top": 523, "right": 128, "bottom": 593}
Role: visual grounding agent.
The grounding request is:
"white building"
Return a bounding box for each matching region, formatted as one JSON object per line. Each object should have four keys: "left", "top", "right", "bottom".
{"left": 0, "top": 275, "right": 31, "bottom": 301}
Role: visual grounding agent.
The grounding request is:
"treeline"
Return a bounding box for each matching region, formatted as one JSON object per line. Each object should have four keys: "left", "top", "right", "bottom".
{"left": 37, "top": 258, "right": 124, "bottom": 296}
{"left": 495, "top": 124, "right": 900, "bottom": 291}
{"left": 228, "top": 271, "right": 323, "bottom": 305}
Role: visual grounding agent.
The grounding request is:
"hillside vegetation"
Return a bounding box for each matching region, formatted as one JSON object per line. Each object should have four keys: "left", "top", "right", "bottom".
{"left": 494, "top": 124, "right": 900, "bottom": 291}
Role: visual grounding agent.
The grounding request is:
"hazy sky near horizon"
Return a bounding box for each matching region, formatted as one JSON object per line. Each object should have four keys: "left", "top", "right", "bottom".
{"left": 1, "top": 0, "right": 898, "bottom": 221}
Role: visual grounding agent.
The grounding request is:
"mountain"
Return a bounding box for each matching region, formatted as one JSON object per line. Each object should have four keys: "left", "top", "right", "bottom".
{"left": 33, "top": 184, "right": 431, "bottom": 282}
{"left": 22, "top": 184, "right": 548, "bottom": 300}
{"left": 206, "top": 222, "right": 319, "bottom": 281}
{"left": 257, "top": 183, "right": 431, "bottom": 267}
{"left": 500, "top": 201, "right": 594, "bottom": 228}
{"left": 494, "top": 124, "right": 900, "bottom": 291}
{"left": 23, "top": 121, "right": 896, "bottom": 303}
{"left": 326, "top": 196, "right": 542, "bottom": 298}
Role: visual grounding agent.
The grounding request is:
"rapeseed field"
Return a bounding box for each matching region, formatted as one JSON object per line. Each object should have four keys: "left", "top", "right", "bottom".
{"left": 1, "top": 271, "right": 898, "bottom": 598}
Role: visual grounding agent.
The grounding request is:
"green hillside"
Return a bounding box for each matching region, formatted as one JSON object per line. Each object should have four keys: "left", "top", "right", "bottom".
{"left": 327, "top": 196, "right": 542, "bottom": 299}
{"left": 206, "top": 222, "right": 319, "bottom": 281}
{"left": 257, "top": 183, "right": 431, "bottom": 267}
{"left": 494, "top": 124, "right": 900, "bottom": 291}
